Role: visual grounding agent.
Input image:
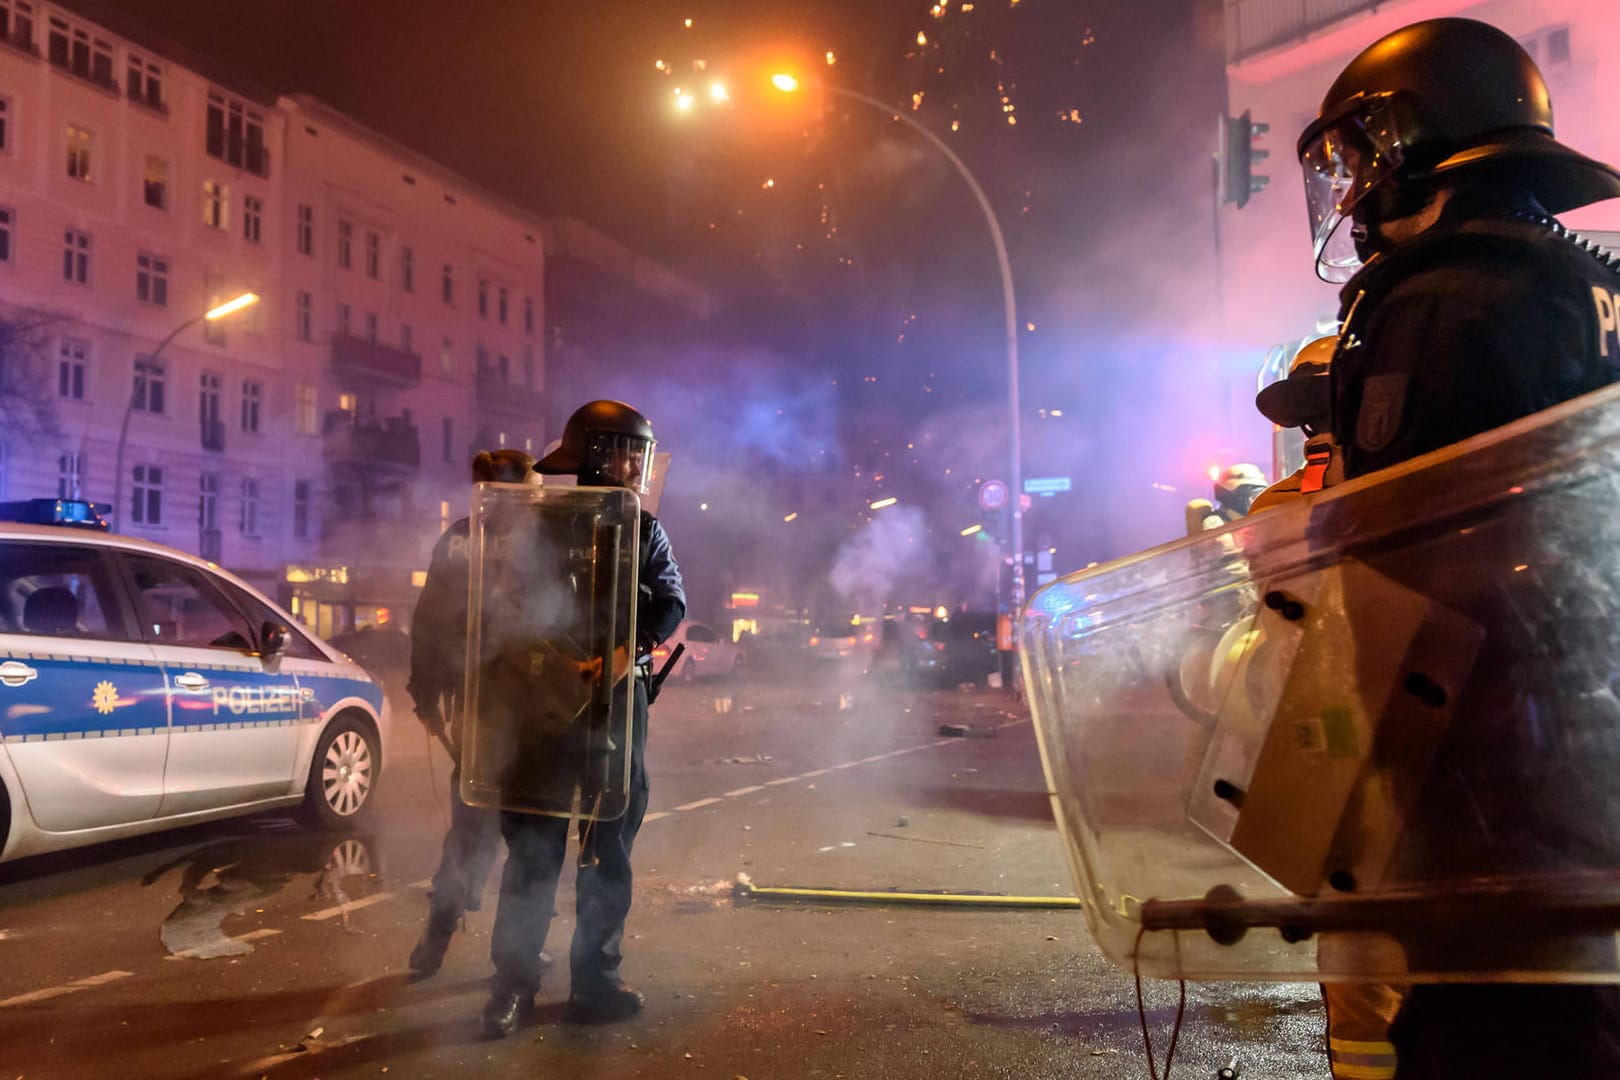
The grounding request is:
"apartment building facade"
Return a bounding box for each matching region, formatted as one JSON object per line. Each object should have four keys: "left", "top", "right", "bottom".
{"left": 1219, "top": 0, "right": 1620, "bottom": 424}
{"left": 0, "top": 1, "right": 551, "bottom": 638}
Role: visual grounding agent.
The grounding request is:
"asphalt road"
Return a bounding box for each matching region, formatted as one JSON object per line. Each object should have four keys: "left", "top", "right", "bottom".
{"left": 0, "top": 665, "right": 1331, "bottom": 1079}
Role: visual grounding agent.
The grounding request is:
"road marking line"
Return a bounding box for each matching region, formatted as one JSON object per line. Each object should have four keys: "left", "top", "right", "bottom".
{"left": 673, "top": 797, "right": 722, "bottom": 812}
{"left": 833, "top": 762, "right": 860, "bottom": 770}
{"left": 802, "top": 768, "right": 831, "bottom": 778}
{"left": 407, "top": 878, "right": 433, "bottom": 890}
{"left": 723, "top": 785, "right": 764, "bottom": 797}
{"left": 0, "top": 969, "right": 133, "bottom": 1008}
{"left": 164, "top": 928, "right": 283, "bottom": 961}
{"left": 303, "top": 892, "right": 394, "bottom": 922}
{"left": 642, "top": 811, "right": 672, "bottom": 823}
{"left": 763, "top": 776, "right": 801, "bottom": 786}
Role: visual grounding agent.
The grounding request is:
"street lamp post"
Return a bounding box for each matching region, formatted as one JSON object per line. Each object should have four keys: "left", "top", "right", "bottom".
{"left": 112, "top": 293, "right": 260, "bottom": 533}
{"left": 779, "top": 78, "right": 1027, "bottom": 619}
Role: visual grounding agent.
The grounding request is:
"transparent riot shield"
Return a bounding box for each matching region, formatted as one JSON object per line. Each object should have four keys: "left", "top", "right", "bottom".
{"left": 461, "top": 483, "right": 639, "bottom": 821}
{"left": 1023, "top": 382, "right": 1620, "bottom": 984}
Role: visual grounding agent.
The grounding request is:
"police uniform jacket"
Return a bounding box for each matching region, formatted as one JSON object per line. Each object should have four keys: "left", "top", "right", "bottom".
{"left": 637, "top": 510, "right": 686, "bottom": 668}
{"left": 1330, "top": 195, "right": 1620, "bottom": 480}
{"left": 408, "top": 517, "right": 474, "bottom": 731}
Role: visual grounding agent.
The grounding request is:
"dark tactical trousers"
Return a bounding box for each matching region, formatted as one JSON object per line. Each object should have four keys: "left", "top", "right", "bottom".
{"left": 490, "top": 678, "right": 649, "bottom": 997}
{"left": 1391, "top": 984, "right": 1620, "bottom": 1078}
{"left": 427, "top": 765, "right": 502, "bottom": 916}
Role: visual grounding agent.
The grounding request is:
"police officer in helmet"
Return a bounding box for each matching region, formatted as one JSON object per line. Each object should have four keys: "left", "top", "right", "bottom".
{"left": 1295, "top": 18, "right": 1620, "bottom": 1077}
{"left": 480, "top": 399, "right": 685, "bottom": 1038}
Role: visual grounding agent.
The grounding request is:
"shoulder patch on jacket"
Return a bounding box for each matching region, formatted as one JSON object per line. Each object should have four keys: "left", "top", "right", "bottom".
{"left": 1356, "top": 373, "right": 1408, "bottom": 454}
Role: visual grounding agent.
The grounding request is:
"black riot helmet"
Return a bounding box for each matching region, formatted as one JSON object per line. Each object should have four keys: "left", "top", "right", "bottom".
{"left": 1297, "top": 18, "right": 1620, "bottom": 282}
{"left": 536, "top": 400, "right": 656, "bottom": 495}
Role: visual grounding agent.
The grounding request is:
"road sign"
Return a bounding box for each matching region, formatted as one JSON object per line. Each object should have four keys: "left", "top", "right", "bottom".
{"left": 1023, "top": 476, "right": 1072, "bottom": 495}
{"left": 979, "top": 480, "right": 1008, "bottom": 511}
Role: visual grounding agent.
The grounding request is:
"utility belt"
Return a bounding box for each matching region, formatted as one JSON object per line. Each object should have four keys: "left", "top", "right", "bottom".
{"left": 635, "top": 659, "right": 653, "bottom": 680}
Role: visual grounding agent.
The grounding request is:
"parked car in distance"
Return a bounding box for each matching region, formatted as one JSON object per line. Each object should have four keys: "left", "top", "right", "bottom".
{"left": 872, "top": 612, "right": 998, "bottom": 687}
{"left": 0, "top": 502, "right": 390, "bottom": 864}
{"left": 651, "top": 620, "right": 742, "bottom": 681}
{"left": 807, "top": 614, "right": 881, "bottom": 667}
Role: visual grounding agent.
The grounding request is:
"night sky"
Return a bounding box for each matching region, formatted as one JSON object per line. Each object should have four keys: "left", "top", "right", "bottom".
{"left": 82, "top": 0, "right": 1233, "bottom": 603}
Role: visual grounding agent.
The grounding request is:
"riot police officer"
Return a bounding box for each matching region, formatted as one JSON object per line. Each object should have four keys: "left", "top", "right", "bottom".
{"left": 480, "top": 400, "right": 685, "bottom": 1037}
{"left": 407, "top": 448, "right": 537, "bottom": 977}
{"left": 1294, "top": 18, "right": 1620, "bottom": 1077}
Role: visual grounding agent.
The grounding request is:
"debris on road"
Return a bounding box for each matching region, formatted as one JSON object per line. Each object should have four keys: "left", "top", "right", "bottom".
{"left": 711, "top": 754, "right": 774, "bottom": 765}
{"left": 867, "top": 831, "right": 984, "bottom": 850}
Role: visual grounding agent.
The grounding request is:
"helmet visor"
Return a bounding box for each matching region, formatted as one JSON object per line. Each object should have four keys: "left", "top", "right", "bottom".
{"left": 581, "top": 432, "right": 655, "bottom": 495}
{"left": 1299, "top": 95, "right": 1413, "bottom": 283}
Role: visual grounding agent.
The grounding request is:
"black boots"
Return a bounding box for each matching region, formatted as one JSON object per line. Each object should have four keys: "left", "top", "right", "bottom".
{"left": 564, "top": 982, "right": 644, "bottom": 1024}
{"left": 480, "top": 989, "right": 533, "bottom": 1039}
{"left": 407, "top": 908, "right": 459, "bottom": 977}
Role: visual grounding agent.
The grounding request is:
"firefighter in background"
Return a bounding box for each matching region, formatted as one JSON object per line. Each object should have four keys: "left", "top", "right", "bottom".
{"left": 1184, "top": 463, "right": 1267, "bottom": 537}
{"left": 480, "top": 400, "right": 685, "bottom": 1038}
{"left": 1250, "top": 336, "right": 1341, "bottom": 513}
{"left": 1292, "top": 18, "right": 1620, "bottom": 1076}
{"left": 407, "top": 449, "right": 539, "bottom": 977}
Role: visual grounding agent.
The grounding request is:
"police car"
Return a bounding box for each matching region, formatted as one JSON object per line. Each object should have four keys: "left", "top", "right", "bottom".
{"left": 0, "top": 500, "right": 389, "bottom": 863}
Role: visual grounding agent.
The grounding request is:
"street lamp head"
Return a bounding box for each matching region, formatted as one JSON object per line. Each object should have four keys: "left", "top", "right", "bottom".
{"left": 709, "top": 81, "right": 730, "bottom": 103}
{"left": 204, "top": 292, "right": 260, "bottom": 321}
{"left": 771, "top": 73, "right": 799, "bottom": 93}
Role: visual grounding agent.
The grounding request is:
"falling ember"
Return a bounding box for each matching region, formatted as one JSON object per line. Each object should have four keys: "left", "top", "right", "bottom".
{"left": 762, "top": 178, "right": 775, "bottom": 189}
{"left": 950, "top": 119, "right": 961, "bottom": 132}
{"left": 683, "top": 16, "right": 693, "bottom": 27}
{"left": 1007, "top": 115, "right": 1017, "bottom": 125}
{"left": 1025, "top": 321, "right": 1035, "bottom": 331}
{"left": 654, "top": 59, "right": 666, "bottom": 71}
{"left": 911, "top": 91, "right": 924, "bottom": 111}
{"left": 916, "top": 30, "right": 928, "bottom": 46}
{"left": 1062, "top": 108, "right": 1084, "bottom": 124}
{"left": 784, "top": 513, "right": 798, "bottom": 523}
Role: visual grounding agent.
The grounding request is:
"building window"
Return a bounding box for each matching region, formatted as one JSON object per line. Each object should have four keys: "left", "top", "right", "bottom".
{"left": 205, "top": 91, "right": 268, "bottom": 176}
{"left": 439, "top": 338, "right": 453, "bottom": 375}
{"left": 198, "top": 471, "right": 218, "bottom": 531}
{"left": 442, "top": 417, "right": 452, "bottom": 464}
{"left": 0, "top": 97, "right": 10, "bottom": 153}
{"left": 203, "top": 180, "right": 227, "bottom": 230}
{"left": 295, "top": 384, "right": 316, "bottom": 435}
{"left": 240, "top": 380, "right": 261, "bottom": 433}
{"left": 203, "top": 276, "right": 227, "bottom": 346}
{"left": 243, "top": 196, "right": 262, "bottom": 243}
{"left": 57, "top": 339, "right": 87, "bottom": 400}
{"left": 1547, "top": 26, "right": 1572, "bottom": 66}
{"left": 65, "top": 124, "right": 91, "bottom": 182}
{"left": 143, "top": 156, "right": 167, "bottom": 209}
{"left": 401, "top": 246, "right": 414, "bottom": 291}
{"left": 477, "top": 277, "right": 489, "bottom": 318}
{"left": 524, "top": 297, "right": 534, "bottom": 335}
{"left": 441, "top": 264, "right": 453, "bottom": 304}
{"left": 126, "top": 53, "right": 163, "bottom": 110}
{"left": 364, "top": 230, "right": 379, "bottom": 278}
{"left": 0, "top": 207, "right": 11, "bottom": 265}
{"left": 523, "top": 344, "right": 536, "bottom": 388}
{"left": 337, "top": 303, "right": 351, "bottom": 338}
{"left": 498, "top": 286, "right": 509, "bottom": 325}
{"left": 295, "top": 291, "right": 312, "bottom": 342}
{"left": 296, "top": 203, "right": 313, "bottom": 255}
{"left": 498, "top": 354, "right": 510, "bottom": 381}
{"left": 239, "top": 477, "right": 259, "bottom": 536}
{"left": 47, "top": 16, "right": 113, "bottom": 89}
{"left": 293, "top": 479, "right": 310, "bottom": 539}
{"left": 133, "top": 356, "right": 166, "bottom": 414}
{"left": 131, "top": 464, "right": 163, "bottom": 525}
{"left": 57, "top": 451, "right": 83, "bottom": 499}
{"left": 364, "top": 312, "right": 378, "bottom": 343}
{"left": 199, "top": 371, "right": 221, "bottom": 448}
{"left": 62, "top": 228, "right": 89, "bottom": 284}
{"left": 475, "top": 343, "right": 489, "bottom": 374}
{"left": 0, "top": 2, "right": 35, "bottom": 52}
{"left": 337, "top": 219, "right": 352, "bottom": 269}
{"left": 401, "top": 324, "right": 413, "bottom": 354}
{"left": 135, "top": 253, "right": 168, "bottom": 306}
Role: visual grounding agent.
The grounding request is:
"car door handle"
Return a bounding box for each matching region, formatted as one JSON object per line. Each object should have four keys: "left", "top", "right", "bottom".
{"left": 173, "top": 672, "right": 210, "bottom": 692}
{"left": 0, "top": 660, "right": 38, "bottom": 688}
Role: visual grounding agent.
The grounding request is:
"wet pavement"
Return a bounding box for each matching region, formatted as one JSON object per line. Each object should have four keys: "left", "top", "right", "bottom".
{"left": 0, "top": 666, "right": 1330, "bottom": 1078}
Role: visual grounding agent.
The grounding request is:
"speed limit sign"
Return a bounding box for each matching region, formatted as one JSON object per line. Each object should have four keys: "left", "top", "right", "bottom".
{"left": 979, "top": 480, "right": 1008, "bottom": 511}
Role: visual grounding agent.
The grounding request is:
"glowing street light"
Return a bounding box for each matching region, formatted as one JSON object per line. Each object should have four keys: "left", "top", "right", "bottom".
{"left": 770, "top": 71, "right": 1028, "bottom": 620}
{"left": 870, "top": 497, "right": 898, "bottom": 510}
{"left": 113, "top": 292, "right": 261, "bottom": 532}
{"left": 960, "top": 524, "right": 983, "bottom": 536}
{"left": 709, "top": 81, "right": 730, "bottom": 103}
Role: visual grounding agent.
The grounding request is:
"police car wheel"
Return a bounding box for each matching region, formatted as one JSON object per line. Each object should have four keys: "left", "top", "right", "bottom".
{"left": 301, "top": 716, "right": 379, "bottom": 828}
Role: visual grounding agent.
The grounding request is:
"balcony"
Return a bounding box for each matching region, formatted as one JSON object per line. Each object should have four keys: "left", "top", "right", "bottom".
{"left": 1224, "top": 0, "right": 1381, "bottom": 62}
{"left": 200, "top": 417, "right": 225, "bottom": 452}
{"left": 475, "top": 370, "right": 545, "bottom": 417}
{"left": 331, "top": 334, "right": 421, "bottom": 387}
{"left": 322, "top": 411, "right": 420, "bottom": 469}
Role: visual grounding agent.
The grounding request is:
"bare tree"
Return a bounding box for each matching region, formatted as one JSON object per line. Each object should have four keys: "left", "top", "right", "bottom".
{"left": 0, "top": 308, "right": 61, "bottom": 437}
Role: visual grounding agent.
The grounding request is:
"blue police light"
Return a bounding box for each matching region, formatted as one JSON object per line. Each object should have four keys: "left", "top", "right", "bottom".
{"left": 0, "top": 498, "right": 111, "bottom": 530}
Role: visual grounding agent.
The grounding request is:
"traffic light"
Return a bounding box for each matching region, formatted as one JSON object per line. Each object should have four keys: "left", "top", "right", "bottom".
{"left": 1221, "top": 109, "right": 1270, "bottom": 209}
